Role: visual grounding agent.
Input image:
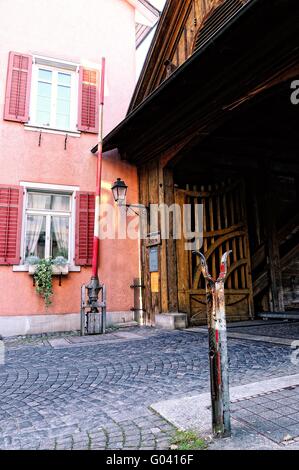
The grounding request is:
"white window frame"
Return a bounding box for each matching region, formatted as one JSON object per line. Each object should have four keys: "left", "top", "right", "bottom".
{"left": 28, "top": 58, "right": 79, "bottom": 133}
{"left": 25, "top": 192, "right": 72, "bottom": 262}
{"left": 13, "top": 182, "right": 80, "bottom": 272}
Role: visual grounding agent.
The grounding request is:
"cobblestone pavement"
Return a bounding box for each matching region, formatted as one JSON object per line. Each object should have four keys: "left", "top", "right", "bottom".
{"left": 229, "top": 321, "right": 299, "bottom": 339}
{"left": 231, "top": 385, "right": 299, "bottom": 445}
{"left": 0, "top": 328, "right": 299, "bottom": 450}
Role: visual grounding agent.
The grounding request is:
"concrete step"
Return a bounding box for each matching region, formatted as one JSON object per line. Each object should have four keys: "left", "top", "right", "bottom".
{"left": 155, "top": 313, "right": 188, "bottom": 330}
{"left": 114, "top": 321, "right": 139, "bottom": 328}
{"left": 257, "top": 311, "right": 299, "bottom": 320}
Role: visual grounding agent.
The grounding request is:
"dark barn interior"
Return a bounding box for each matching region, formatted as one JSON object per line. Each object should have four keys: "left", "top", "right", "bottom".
{"left": 171, "top": 80, "right": 299, "bottom": 324}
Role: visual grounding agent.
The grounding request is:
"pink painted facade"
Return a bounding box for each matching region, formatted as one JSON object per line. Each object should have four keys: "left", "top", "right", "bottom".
{"left": 0, "top": 0, "right": 153, "bottom": 336}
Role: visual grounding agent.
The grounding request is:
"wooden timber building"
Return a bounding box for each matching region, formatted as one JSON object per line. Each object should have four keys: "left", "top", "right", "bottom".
{"left": 98, "top": 0, "right": 299, "bottom": 326}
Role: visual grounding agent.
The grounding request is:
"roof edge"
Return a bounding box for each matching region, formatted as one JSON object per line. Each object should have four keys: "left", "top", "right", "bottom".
{"left": 128, "top": 0, "right": 191, "bottom": 113}
{"left": 91, "top": 0, "right": 260, "bottom": 155}
{"left": 126, "top": 0, "right": 160, "bottom": 22}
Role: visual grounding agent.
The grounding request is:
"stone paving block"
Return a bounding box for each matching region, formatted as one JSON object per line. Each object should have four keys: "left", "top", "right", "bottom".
{"left": 277, "top": 397, "right": 298, "bottom": 406}
{"left": 241, "top": 414, "right": 263, "bottom": 425}
{"left": 259, "top": 410, "right": 282, "bottom": 420}
{"left": 263, "top": 400, "right": 285, "bottom": 411}
{"left": 249, "top": 396, "right": 273, "bottom": 405}
{"left": 275, "top": 406, "right": 298, "bottom": 416}
{"left": 266, "top": 392, "right": 287, "bottom": 400}
{"left": 285, "top": 423, "right": 299, "bottom": 437}
{"left": 254, "top": 421, "right": 281, "bottom": 433}
{"left": 289, "top": 403, "right": 299, "bottom": 411}
{"left": 274, "top": 416, "right": 298, "bottom": 428}
{"left": 242, "top": 403, "right": 268, "bottom": 414}
{"left": 269, "top": 429, "right": 293, "bottom": 443}
{"left": 288, "top": 412, "right": 299, "bottom": 422}
{"left": 234, "top": 409, "right": 254, "bottom": 419}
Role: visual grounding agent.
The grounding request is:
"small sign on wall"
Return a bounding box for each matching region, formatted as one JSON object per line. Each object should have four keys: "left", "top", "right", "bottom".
{"left": 149, "top": 246, "right": 159, "bottom": 272}
{"left": 149, "top": 246, "right": 159, "bottom": 292}
{"left": 146, "top": 231, "right": 161, "bottom": 247}
{"left": 150, "top": 272, "right": 159, "bottom": 293}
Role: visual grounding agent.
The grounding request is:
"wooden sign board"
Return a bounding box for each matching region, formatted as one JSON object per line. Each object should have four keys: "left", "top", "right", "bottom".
{"left": 146, "top": 231, "right": 161, "bottom": 247}
{"left": 150, "top": 272, "right": 159, "bottom": 293}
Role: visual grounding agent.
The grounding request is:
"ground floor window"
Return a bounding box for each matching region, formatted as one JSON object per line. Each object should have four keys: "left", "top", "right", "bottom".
{"left": 24, "top": 191, "right": 72, "bottom": 263}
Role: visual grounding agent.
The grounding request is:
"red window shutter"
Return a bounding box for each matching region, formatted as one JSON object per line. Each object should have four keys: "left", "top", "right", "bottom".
{"left": 77, "top": 67, "right": 99, "bottom": 133}
{"left": 0, "top": 186, "right": 23, "bottom": 265}
{"left": 4, "top": 52, "right": 32, "bottom": 122}
{"left": 75, "top": 192, "right": 95, "bottom": 266}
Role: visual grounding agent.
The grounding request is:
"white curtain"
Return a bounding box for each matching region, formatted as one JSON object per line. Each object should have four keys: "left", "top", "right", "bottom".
{"left": 52, "top": 216, "right": 68, "bottom": 257}
{"left": 26, "top": 215, "right": 44, "bottom": 257}
{"left": 26, "top": 193, "right": 48, "bottom": 258}
{"left": 52, "top": 195, "right": 69, "bottom": 211}
{"left": 26, "top": 193, "right": 70, "bottom": 259}
{"left": 52, "top": 195, "right": 69, "bottom": 258}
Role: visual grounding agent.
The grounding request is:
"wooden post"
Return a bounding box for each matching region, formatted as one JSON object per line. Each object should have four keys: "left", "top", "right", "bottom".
{"left": 164, "top": 167, "right": 179, "bottom": 312}
{"left": 194, "top": 250, "right": 232, "bottom": 437}
{"left": 138, "top": 166, "right": 151, "bottom": 323}
{"left": 159, "top": 161, "right": 169, "bottom": 312}
{"left": 263, "top": 169, "right": 285, "bottom": 312}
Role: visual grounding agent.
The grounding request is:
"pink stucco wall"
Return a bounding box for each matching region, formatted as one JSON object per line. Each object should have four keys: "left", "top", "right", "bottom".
{"left": 0, "top": 0, "right": 139, "bottom": 318}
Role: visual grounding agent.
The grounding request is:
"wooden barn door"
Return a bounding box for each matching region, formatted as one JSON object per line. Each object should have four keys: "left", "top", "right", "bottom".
{"left": 175, "top": 179, "right": 254, "bottom": 325}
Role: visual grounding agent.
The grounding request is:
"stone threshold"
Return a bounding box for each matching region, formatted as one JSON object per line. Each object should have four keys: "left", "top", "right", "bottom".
{"left": 185, "top": 327, "right": 296, "bottom": 346}
{"left": 48, "top": 331, "right": 148, "bottom": 349}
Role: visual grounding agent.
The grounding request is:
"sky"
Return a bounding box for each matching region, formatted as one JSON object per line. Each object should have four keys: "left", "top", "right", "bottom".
{"left": 136, "top": 0, "right": 167, "bottom": 79}
{"left": 150, "top": 0, "right": 166, "bottom": 10}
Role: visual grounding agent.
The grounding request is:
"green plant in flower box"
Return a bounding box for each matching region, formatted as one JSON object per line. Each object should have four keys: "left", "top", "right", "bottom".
{"left": 34, "top": 258, "right": 53, "bottom": 308}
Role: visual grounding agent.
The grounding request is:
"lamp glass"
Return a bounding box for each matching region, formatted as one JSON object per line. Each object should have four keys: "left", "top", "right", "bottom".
{"left": 111, "top": 178, "right": 128, "bottom": 204}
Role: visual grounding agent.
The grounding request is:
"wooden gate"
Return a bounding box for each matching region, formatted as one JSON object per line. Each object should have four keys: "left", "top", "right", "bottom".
{"left": 175, "top": 179, "right": 254, "bottom": 325}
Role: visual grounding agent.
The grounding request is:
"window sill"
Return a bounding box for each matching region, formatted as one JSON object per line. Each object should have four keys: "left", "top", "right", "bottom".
{"left": 12, "top": 265, "right": 81, "bottom": 272}
{"left": 24, "top": 124, "right": 81, "bottom": 137}
{"left": 29, "top": 264, "right": 70, "bottom": 275}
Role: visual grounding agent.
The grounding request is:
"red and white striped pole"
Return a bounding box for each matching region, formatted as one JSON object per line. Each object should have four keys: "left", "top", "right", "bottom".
{"left": 91, "top": 57, "right": 105, "bottom": 277}
{"left": 86, "top": 58, "right": 106, "bottom": 314}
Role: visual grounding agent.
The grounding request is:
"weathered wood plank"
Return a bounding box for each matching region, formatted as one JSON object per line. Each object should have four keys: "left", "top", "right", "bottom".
{"left": 148, "top": 160, "right": 161, "bottom": 320}
{"left": 164, "top": 167, "right": 178, "bottom": 312}
{"left": 138, "top": 165, "right": 151, "bottom": 323}
{"left": 263, "top": 168, "right": 285, "bottom": 312}
{"left": 159, "top": 159, "right": 169, "bottom": 312}
{"left": 175, "top": 188, "right": 190, "bottom": 314}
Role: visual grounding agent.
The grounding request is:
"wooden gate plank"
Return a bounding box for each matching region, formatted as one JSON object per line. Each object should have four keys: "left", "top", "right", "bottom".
{"left": 175, "top": 179, "right": 253, "bottom": 324}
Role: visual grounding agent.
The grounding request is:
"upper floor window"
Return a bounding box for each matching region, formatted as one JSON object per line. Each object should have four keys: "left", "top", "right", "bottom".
{"left": 29, "top": 61, "right": 78, "bottom": 132}
{"left": 4, "top": 51, "right": 99, "bottom": 134}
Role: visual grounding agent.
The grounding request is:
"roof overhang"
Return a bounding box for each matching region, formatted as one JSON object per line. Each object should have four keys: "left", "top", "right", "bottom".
{"left": 95, "top": 0, "right": 299, "bottom": 165}
{"left": 126, "top": 0, "right": 160, "bottom": 24}
{"left": 128, "top": 0, "right": 187, "bottom": 111}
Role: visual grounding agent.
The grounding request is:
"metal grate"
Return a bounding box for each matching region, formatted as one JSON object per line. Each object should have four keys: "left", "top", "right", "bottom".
{"left": 193, "top": 0, "right": 250, "bottom": 54}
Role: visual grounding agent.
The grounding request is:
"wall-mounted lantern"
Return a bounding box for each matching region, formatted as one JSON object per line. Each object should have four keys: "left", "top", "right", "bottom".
{"left": 111, "top": 178, "right": 148, "bottom": 216}
{"left": 111, "top": 178, "right": 128, "bottom": 206}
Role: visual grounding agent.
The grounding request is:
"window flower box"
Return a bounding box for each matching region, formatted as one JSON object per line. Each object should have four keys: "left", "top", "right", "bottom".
{"left": 28, "top": 264, "right": 69, "bottom": 275}
{"left": 52, "top": 264, "right": 69, "bottom": 275}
